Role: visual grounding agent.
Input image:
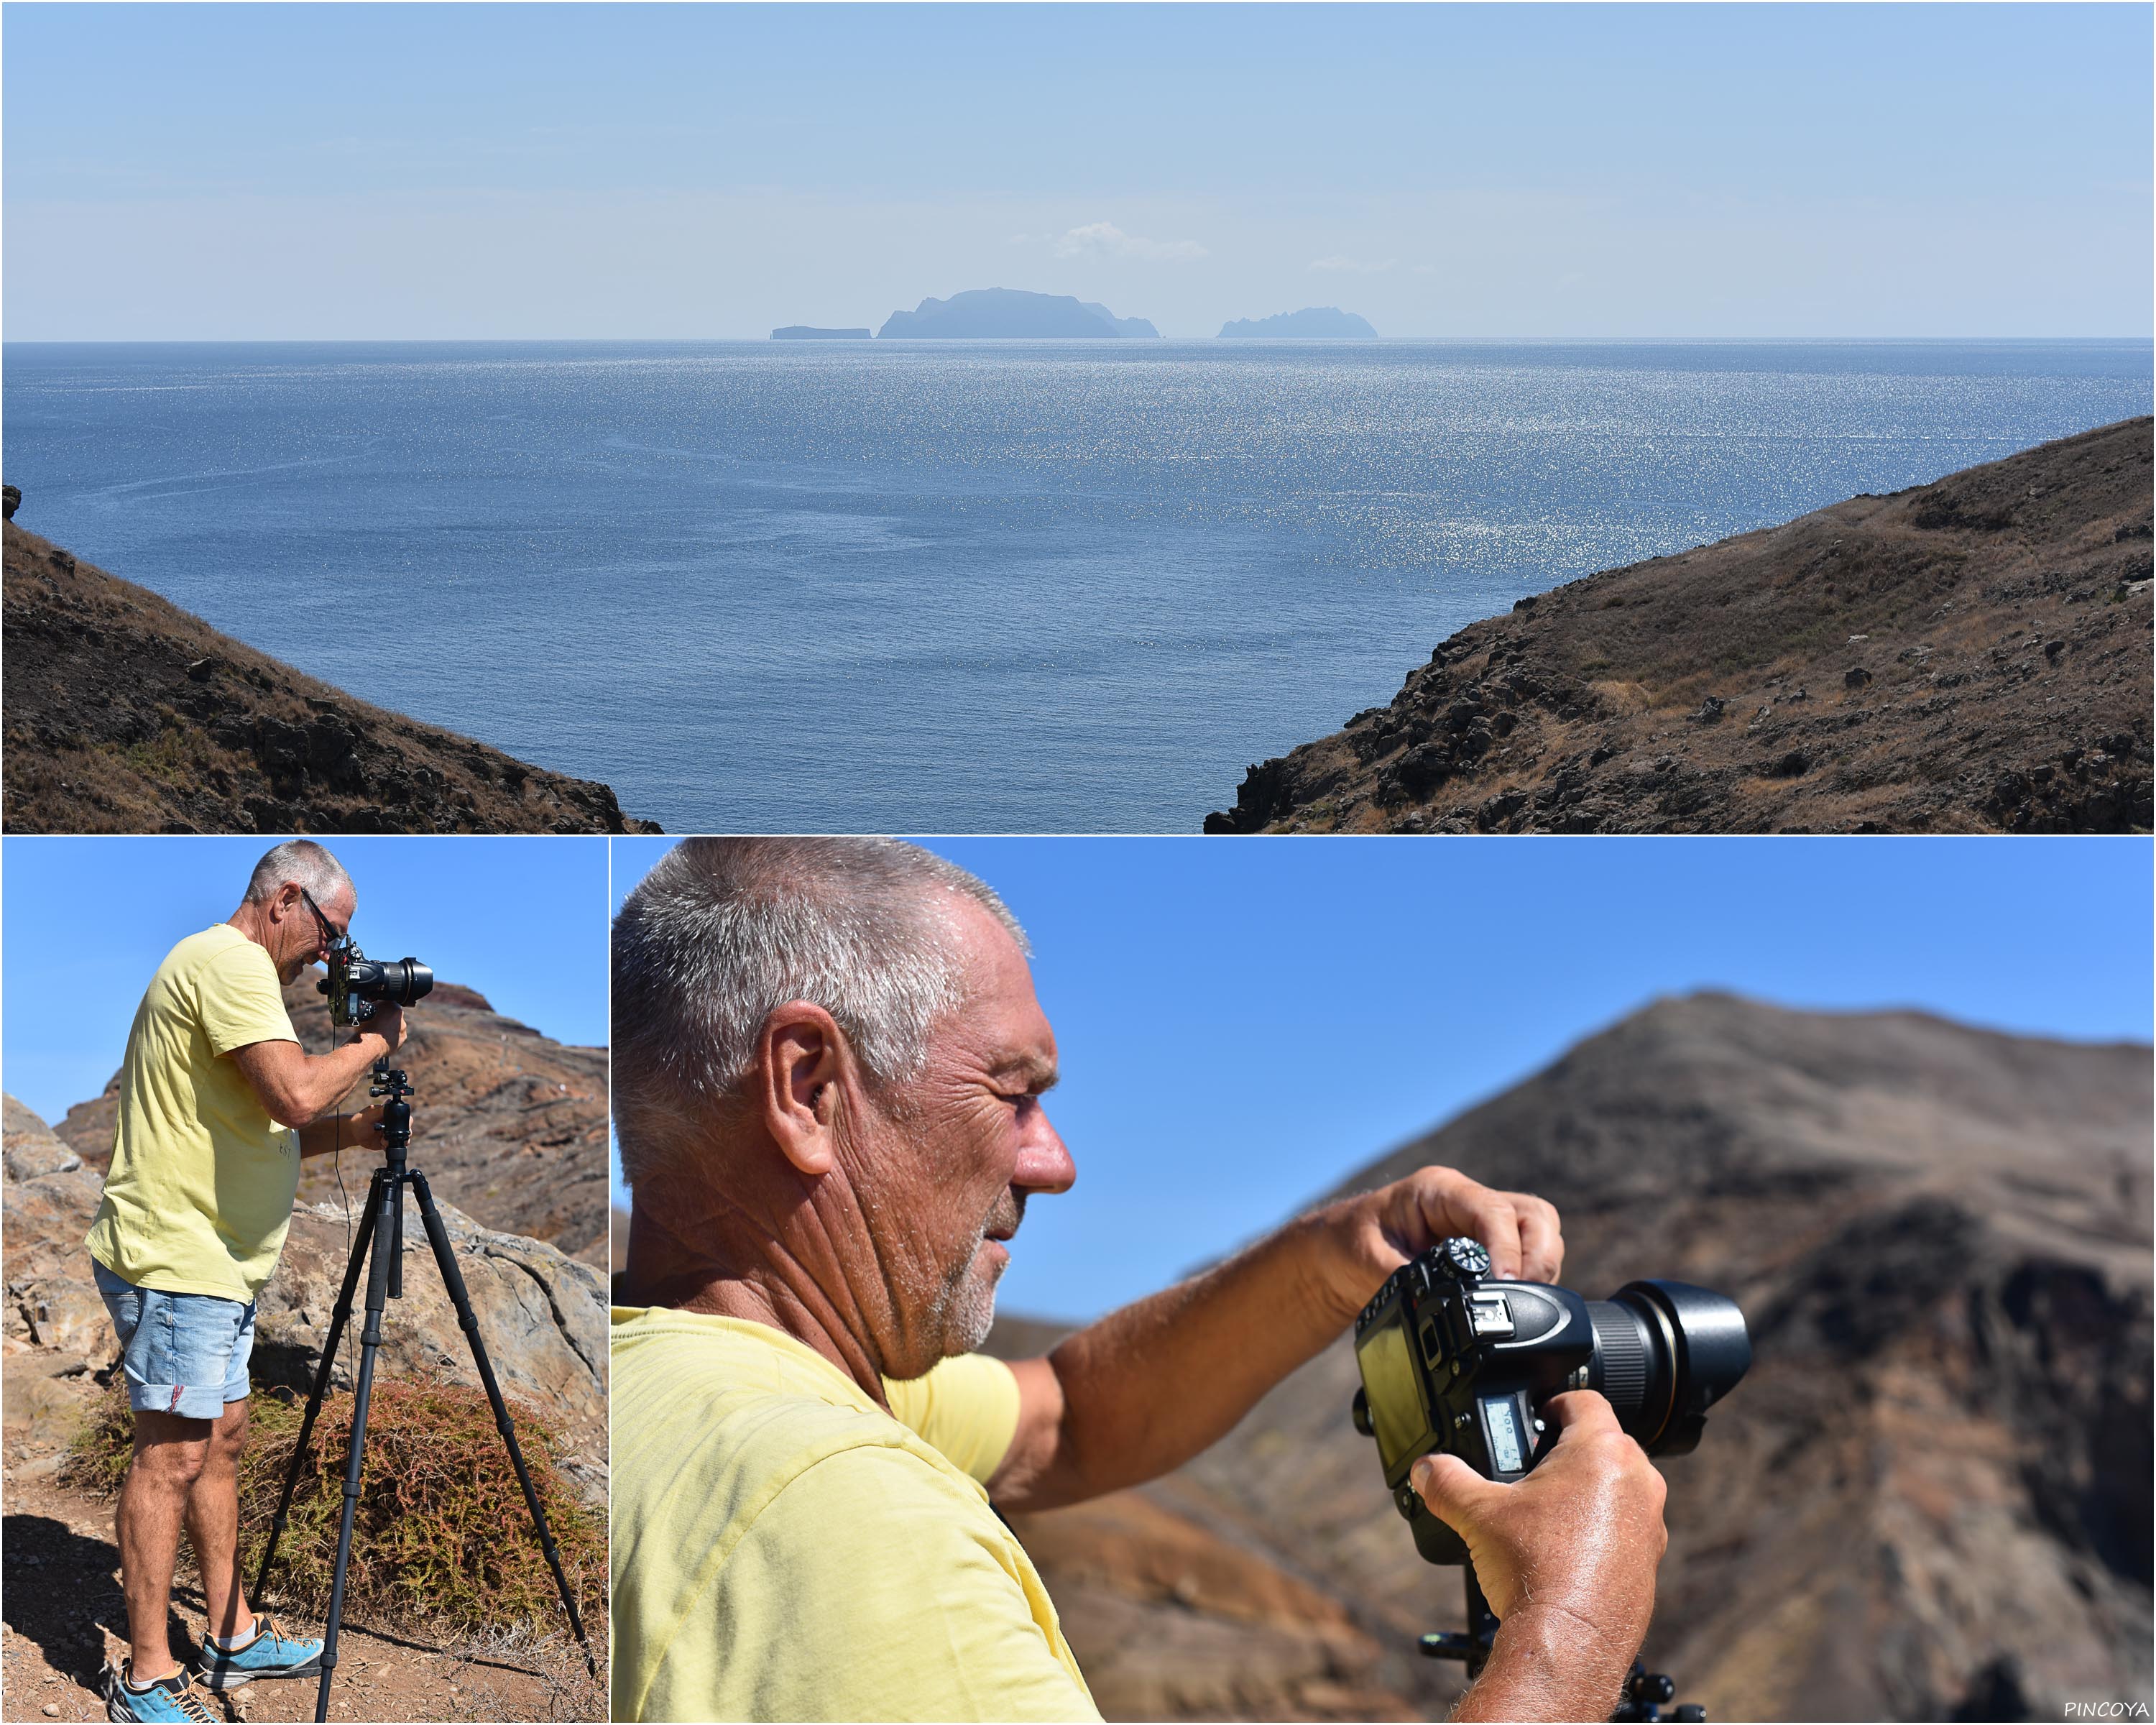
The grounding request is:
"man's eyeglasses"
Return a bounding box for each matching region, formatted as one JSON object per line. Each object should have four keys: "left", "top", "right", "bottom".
{"left": 299, "top": 888, "right": 349, "bottom": 952}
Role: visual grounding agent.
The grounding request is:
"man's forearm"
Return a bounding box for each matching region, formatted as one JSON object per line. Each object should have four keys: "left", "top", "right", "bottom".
{"left": 282, "top": 1033, "right": 392, "bottom": 1124}
{"left": 1002, "top": 1205, "right": 1358, "bottom": 1510}
{"left": 295, "top": 1106, "right": 379, "bottom": 1159}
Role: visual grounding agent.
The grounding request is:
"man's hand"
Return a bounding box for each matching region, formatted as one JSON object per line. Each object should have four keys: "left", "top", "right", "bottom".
{"left": 1309, "top": 1165, "right": 1563, "bottom": 1328}
{"left": 365, "top": 1001, "right": 407, "bottom": 1054}
{"left": 1413, "top": 1392, "right": 1667, "bottom": 1720}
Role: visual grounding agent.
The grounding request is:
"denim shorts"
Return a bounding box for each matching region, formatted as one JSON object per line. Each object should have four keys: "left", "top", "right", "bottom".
{"left": 92, "top": 1260, "right": 256, "bottom": 1420}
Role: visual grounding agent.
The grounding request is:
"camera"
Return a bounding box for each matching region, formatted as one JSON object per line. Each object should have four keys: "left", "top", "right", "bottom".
{"left": 1351, "top": 1236, "right": 1751, "bottom": 1565}
{"left": 318, "top": 938, "right": 433, "bottom": 1028}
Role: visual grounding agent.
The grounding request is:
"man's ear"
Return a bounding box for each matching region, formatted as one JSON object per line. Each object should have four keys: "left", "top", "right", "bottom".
{"left": 755, "top": 1003, "right": 846, "bottom": 1177}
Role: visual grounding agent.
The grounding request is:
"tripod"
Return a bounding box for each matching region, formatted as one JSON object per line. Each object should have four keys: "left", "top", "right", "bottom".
{"left": 1419, "top": 1568, "right": 1703, "bottom": 1722}
{"left": 252, "top": 1057, "right": 597, "bottom": 1722}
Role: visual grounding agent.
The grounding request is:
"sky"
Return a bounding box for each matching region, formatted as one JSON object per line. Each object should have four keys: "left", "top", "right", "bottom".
{"left": 4, "top": 3, "right": 2149, "bottom": 340}
{"left": 612, "top": 835, "right": 2155, "bottom": 1320}
{"left": 1, "top": 835, "right": 610, "bottom": 1127}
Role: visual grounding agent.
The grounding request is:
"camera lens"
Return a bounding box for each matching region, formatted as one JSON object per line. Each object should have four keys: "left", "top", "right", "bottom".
{"left": 1585, "top": 1280, "right": 1751, "bottom": 1454}
{"left": 372, "top": 959, "right": 434, "bottom": 1007}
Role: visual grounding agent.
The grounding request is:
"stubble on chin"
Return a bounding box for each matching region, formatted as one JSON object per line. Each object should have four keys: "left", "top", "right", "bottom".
{"left": 939, "top": 1187, "right": 1026, "bottom": 1357}
{"left": 924, "top": 1221, "right": 1003, "bottom": 1358}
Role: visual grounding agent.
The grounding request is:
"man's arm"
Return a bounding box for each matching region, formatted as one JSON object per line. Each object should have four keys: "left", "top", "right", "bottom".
{"left": 987, "top": 1165, "right": 1562, "bottom": 1512}
{"left": 228, "top": 1002, "right": 406, "bottom": 1128}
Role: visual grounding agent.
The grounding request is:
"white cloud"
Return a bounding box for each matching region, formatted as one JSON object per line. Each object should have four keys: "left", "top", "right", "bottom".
{"left": 1309, "top": 254, "right": 1397, "bottom": 274}
{"left": 1051, "top": 221, "right": 1208, "bottom": 261}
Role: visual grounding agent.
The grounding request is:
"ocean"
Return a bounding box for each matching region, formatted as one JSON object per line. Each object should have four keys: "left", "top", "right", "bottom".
{"left": 4, "top": 339, "right": 2147, "bottom": 832}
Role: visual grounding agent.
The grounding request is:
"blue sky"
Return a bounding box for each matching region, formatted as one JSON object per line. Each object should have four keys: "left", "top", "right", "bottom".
{"left": 612, "top": 836, "right": 2155, "bottom": 1320}
{"left": 2, "top": 836, "right": 609, "bottom": 1128}
{"left": 5, "top": 4, "right": 2149, "bottom": 339}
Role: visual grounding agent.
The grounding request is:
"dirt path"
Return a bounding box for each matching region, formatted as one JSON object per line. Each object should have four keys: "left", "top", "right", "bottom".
{"left": 1, "top": 1464, "right": 604, "bottom": 1723}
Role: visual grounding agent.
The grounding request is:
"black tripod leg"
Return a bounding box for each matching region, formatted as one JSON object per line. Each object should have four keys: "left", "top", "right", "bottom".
{"left": 313, "top": 1173, "right": 396, "bottom": 1723}
{"left": 252, "top": 1169, "right": 384, "bottom": 1604}
{"left": 411, "top": 1173, "right": 597, "bottom": 1675}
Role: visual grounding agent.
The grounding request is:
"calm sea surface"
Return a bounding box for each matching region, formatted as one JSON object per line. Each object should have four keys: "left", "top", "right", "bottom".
{"left": 4, "top": 339, "right": 2147, "bottom": 832}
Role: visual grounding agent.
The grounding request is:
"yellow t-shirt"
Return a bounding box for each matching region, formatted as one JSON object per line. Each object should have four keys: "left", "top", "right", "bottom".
{"left": 609, "top": 1307, "right": 1100, "bottom": 1724}
{"left": 86, "top": 924, "right": 303, "bottom": 1301}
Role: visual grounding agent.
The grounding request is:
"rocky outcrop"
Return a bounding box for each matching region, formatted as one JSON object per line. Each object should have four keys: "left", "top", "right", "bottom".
{"left": 257, "top": 1198, "right": 607, "bottom": 1439}
{"left": 1217, "top": 308, "right": 1376, "bottom": 339}
{"left": 4, "top": 1098, "right": 115, "bottom": 1368}
{"left": 878, "top": 288, "right": 1159, "bottom": 339}
{"left": 1006, "top": 997, "right": 2149, "bottom": 1721}
{"left": 1207, "top": 418, "right": 2154, "bottom": 834}
{"left": 55, "top": 976, "right": 609, "bottom": 1269}
{"left": 4, "top": 1095, "right": 606, "bottom": 1479}
{"left": 2, "top": 516, "right": 661, "bottom": 834}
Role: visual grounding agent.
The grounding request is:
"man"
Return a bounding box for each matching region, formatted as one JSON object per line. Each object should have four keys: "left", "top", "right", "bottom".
{"left": 610, "top": 838, "right": 1670, "bottom": 1723}
{"left": 86, "top": 840, "right": 411, "bottom": 1724}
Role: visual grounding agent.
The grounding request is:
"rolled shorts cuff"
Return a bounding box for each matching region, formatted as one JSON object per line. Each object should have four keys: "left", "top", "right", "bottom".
{"left": 91, "top": 1259, "right": 256, "bottom": 1420}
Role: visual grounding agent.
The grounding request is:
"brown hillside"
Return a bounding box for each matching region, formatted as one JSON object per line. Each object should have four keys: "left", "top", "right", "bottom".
{"left": 2, "top": 512, "right": 659, "bottom": 834}
{"left": 53, "top": 973, "right": 609, "bottom": 1269}
{"left": 1207, "top": 419, "right": 2152, "bottom": 834}
{"left": 991, "top": 997, "right": 2151, "bottom": 1721}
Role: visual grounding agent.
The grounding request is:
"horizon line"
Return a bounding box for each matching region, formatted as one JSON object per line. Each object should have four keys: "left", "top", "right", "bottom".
{"left": 6, "top": 333, "right": 2151, "bottom": 346}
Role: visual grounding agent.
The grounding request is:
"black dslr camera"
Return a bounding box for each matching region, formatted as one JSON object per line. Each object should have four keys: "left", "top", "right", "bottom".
{"left": 1352, "top": 1237, "right": 1751, "bottom": 1565}
{"left": 319, "top": 937, "right": 433, "bottom": 1028}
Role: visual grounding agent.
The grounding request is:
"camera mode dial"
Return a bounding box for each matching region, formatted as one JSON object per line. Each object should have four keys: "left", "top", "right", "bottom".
{"left": 1434, "top": 1237, "right": 1491, "bottom": 1284}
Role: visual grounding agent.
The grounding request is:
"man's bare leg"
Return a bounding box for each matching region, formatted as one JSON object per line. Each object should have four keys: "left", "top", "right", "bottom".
{"left": 184, "top": 1398, "right": 254, "bottom": 1645}
{"left": 116, "top": 1410, "right": 211, "bottom": 1683}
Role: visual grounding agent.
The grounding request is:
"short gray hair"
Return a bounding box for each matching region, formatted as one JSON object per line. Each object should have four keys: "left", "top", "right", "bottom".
{"left": 612, "top": 838, "right": 1028, "bottom": 1187}
{"left": 244, "top": 840, "right": 353, "bottom": 908}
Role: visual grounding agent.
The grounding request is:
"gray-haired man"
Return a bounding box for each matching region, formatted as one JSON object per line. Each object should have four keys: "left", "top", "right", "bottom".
{"left": 609, "top": 837, "right": 1670, "bottom": 1723}
{"left": 88, "top": 840, "right": 411, "bottom": 1723}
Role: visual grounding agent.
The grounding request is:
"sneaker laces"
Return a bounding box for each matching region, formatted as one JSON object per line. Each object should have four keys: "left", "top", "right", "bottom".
{"left": 116, "top": 1661, "right": 217, "bottom": 1724}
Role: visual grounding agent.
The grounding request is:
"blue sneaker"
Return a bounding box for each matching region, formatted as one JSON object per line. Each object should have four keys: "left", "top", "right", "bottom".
{"left": 103, "top": 1660, "right": 217, "bottom": 1723}
{"left": 193, "top": 1614, "right": 324, "bottom": 1689}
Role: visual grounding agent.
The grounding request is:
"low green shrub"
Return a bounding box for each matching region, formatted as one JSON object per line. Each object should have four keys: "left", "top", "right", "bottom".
{"left": 64, "top": 1380, "right": 604, "bottom": 1637}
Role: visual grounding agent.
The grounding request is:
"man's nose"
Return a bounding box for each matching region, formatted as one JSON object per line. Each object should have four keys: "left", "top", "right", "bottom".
{"left": 1013, "top": 1105, "right": 1076, "bottom": 1196}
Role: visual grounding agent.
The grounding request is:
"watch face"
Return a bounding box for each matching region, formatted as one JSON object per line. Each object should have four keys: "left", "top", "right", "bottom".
{"left": 1442, "top": 1237, "right": 1491, "bottom": 1279}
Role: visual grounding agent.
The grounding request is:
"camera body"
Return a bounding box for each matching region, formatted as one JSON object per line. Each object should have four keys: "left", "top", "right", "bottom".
{"left": 1351, "top": 1237, "right": 1749, "bottom": 1565}
{"left": 319, "top": 942, "right": 433, "bottom": 1027}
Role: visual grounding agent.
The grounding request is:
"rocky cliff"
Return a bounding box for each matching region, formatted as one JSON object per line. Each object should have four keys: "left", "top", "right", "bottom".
{"left": 1207, "top": 419, "right": 2153, "bottom": 834}
{"left": 990, "top": 996, "right": 2152, "bottom": 1721}
{"left": 4, "top": 1094, "right": 608, "bottom": 1496}
{"left": 2, "top": 512, "right": 659, "bottom": 835}
{"left": 54, "top": 974, "right": 609, "bottom": 1270}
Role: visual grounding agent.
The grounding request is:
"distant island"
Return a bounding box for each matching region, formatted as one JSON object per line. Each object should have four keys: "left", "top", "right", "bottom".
{"left": 878, "top": 288, "right": 1159, "bottom": 339}
{"left": 771, "top": 326, "right": 871, "bottom": 340}
{"left": 1218, "top": 307, "right": 1378, "bottom": 339}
